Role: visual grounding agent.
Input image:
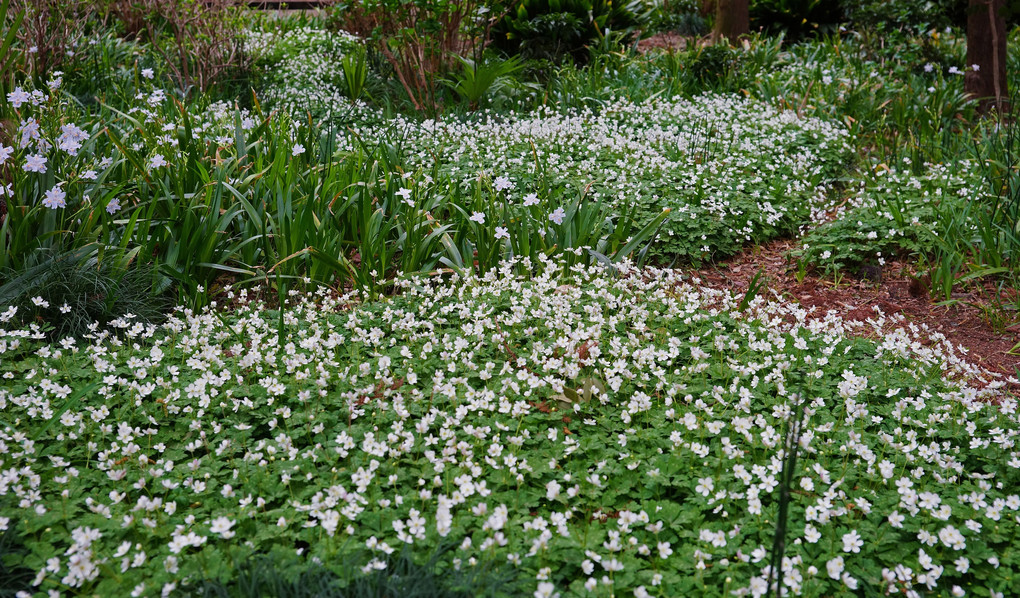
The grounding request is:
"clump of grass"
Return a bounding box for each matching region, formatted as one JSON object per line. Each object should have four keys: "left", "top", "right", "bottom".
{"left": 182, "top": 545, "right": 520, "bottom": 598}
{"left": 0, "top": 248, "right": 171, "bottom": 339}
{"left": 0, "top": 514, "right": 33, "bottom": 598}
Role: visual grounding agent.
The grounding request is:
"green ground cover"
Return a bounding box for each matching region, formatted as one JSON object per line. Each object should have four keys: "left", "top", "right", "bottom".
{"left": 3, "top": 261, "right": 1014, "bottom": 598}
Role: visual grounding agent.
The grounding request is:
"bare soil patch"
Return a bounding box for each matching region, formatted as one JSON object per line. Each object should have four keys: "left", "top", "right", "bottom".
{"left": 636, "top": 31, "right": 691, "bottom": 53}
{"left": 688, "top": 240, "right": 1020, "bottom": 387}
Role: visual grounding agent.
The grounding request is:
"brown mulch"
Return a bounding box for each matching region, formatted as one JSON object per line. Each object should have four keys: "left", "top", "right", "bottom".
{"left": 687, "top": 240, "right": 1020, "bottom": 385}
{"left": 635, "top": 31, "right": 692, "bottom": 54}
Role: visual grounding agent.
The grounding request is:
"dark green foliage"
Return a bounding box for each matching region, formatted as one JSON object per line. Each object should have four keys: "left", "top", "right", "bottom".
{"left": 655, "top": 36, "right": 785, "bottom": 97}
{"left": 181, "top": 545, "right": 520, "bottom": 598}
{"left": 841, "top": 0, "right": 967, "bottom": 32}
{"left": 0, "top": 522, "right": 33, "bottom": 598}
{"left": 442, "top": 53, "right": 532, "bottom": 110}
{"left": 493, "top": 0, "right": 651, "bottom": 64}
{"left": 750, "top": 0, "right": 842, "bottom": 40}
{"left": 656, "top": 9, "right": 707, "bottom": 36}
{"left": 926, "top": 104, "right": 1020, "bottom": 298}
{"left": 0, "top": 248, "right": 171, "bottom": 340}
{"left": 682, "top": 43, "right": 743, "bottom": 90}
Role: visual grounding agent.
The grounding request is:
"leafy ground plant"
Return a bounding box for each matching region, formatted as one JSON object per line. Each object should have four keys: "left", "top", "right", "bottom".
{"left": 344, "top": 94, "right": 853, "bottom": 263}
{"left": 1, "top": 256, "right": 1016, "bottom": 598}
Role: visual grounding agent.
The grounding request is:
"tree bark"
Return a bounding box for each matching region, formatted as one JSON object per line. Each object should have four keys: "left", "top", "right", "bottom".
{"left": 713, "top": 0, "right": 749, "bottom": 43}
{"left": 965, "top": 0, "right": 1009, "bottom": 114}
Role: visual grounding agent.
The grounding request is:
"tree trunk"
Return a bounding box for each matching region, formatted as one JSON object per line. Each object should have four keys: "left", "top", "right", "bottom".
{"left": 713, "top": 0, "right": 748, "bottom": 43}
{"left": 965, "top": 0, "right": 1009, "bottom": 114}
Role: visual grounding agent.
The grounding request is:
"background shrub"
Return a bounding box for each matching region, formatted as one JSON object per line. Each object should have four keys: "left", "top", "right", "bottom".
{"left": 327, "top": 0, "right": 499, "bottom": 111}
{"left": 102, "top": 0, "right": 252, "bottom": 94}
{"left": 492, "top": 0, "right": 651, "bottom": 64}
{"left": 749, "top": 0, "right": 841, "bottom": 40}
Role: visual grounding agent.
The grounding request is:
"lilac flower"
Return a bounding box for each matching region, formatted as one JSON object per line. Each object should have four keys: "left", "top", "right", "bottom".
{"left": 7, "top": 87, "right": 29, "bottom": 108}
{"left": 42, "top": 185, "right": 66, "bottom": 209}
{"left": 148, "top": 154, "right": 167, "bottom": 170}
{"left": 23, "top": 154, "right": 47, "bottom": 173}
{"left": 19, "top": 119, "right": 40, "bottom": 148}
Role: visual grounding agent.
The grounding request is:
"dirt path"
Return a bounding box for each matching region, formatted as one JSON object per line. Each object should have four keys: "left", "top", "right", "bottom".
{"left": 686, "top": 240, "right": 1020, "bottom": 387}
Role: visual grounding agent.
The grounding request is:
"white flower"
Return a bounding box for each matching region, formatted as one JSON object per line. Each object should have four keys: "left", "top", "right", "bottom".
{"left": 495, "top": 226, "right": 509, "bottom": 240}
{"left": 601, "top": 558, "right": 624, "bottom": 572}
{"left": 141, "top": 68, "right": 154, "bottom": 79}
{"left": 939, "top": 525, "right": 966, "bottom": 550}
{"left": 534, "top": 581, "right": 558, "bottom": 598}
{"left": 148, "top": 154, "right": 167, "bottom": 170}
{"left": 826, "top": 556, "right": 844, "bottom": 580}
{"left": 803, "top": 524, "right": 821, "bottom": 543}
{"left": 972, "top": 64, "right": 980, "bottom": 72}
{"left": 292, "top": 144, "right": 305, "bottom": 156}
{"left": 657, "top": 541, "right": 672, "bottom": 559}
{"left": 470, "top": 211, "right": 485, "bottom": 224}
{"left": 209, "top": 516, "right": 235, "bottom": 539}
{"left": 842, "top": 530, "right": 863, "bottom": 553}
